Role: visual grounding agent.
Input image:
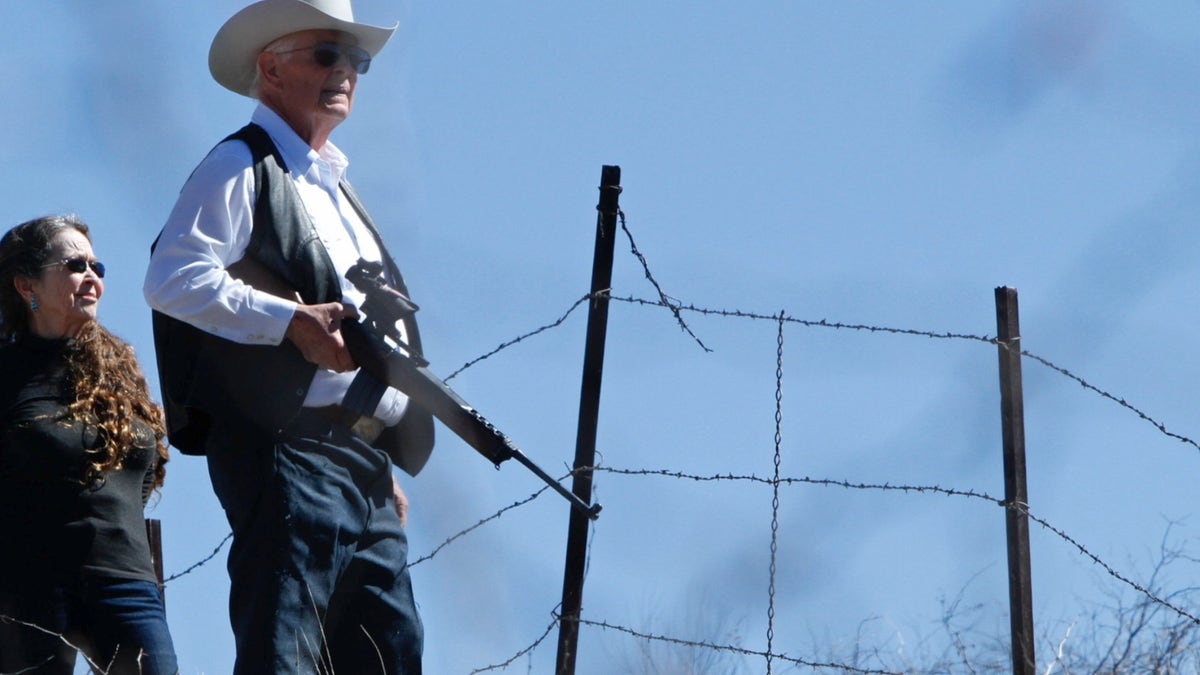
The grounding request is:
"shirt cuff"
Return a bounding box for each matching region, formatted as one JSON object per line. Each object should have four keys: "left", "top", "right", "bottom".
{"left": 251, "top": 291, "right": 301, "bottom": 345}
{"left": 373, "top": 388, "right": 410, "bottom": 427}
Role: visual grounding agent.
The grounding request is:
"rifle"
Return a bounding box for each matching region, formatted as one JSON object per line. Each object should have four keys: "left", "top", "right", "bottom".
{"left": 342, "top": 259, "right": 602, "bottom": 520}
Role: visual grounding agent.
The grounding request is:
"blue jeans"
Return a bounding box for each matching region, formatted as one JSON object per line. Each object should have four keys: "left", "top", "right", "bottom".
{"left": 0, "top": 576, "right": 178, "bottom": 674}
{"left": 207, "top": 420, "right": 423, "bottom": 674}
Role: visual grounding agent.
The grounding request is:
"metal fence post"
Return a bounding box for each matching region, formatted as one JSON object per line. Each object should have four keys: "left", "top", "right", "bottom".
{"left": 556, "top": 165, "right": 621, "bottom": 674}
{"left": 995, "top": 286, "right": 1035, "bottom": 675}
{"left": 145, "top": 518, "right": 164, "bottom": 603}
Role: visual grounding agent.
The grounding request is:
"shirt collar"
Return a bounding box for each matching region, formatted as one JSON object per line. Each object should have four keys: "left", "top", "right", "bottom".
{"left": 251, "top": 103, "right": 350, "bottom": 186}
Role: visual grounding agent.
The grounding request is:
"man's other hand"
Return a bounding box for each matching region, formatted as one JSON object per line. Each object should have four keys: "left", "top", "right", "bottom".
{"left": 286, "top": 302, "right": 360, "bottom": 372}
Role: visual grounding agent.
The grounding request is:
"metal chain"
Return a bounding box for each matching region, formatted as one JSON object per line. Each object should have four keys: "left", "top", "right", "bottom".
{"left": 767, "top": 310, "right": 785, "bottom": 673}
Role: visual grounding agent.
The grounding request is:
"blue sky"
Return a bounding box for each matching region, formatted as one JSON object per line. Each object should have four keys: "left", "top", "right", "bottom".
{"left": 6, "top": 1, "right": 1200, "bottom": 672}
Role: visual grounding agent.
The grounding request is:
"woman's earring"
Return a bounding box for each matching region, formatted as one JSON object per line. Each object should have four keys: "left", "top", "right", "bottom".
{"left": 29, "top": 294, "right": 38, "bottom": 312}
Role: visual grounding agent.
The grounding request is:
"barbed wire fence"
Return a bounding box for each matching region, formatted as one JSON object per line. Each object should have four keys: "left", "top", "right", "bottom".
{"left": 8, "top": 209, "right": 1200, "bottom": 675}
{"left": 448, "top": 207, "right": 1200, "bottom": 673}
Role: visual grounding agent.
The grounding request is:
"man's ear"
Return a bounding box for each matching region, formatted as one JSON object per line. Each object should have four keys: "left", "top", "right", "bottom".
{"left": 257, "top": 51, "right": 282, "bottom": 90}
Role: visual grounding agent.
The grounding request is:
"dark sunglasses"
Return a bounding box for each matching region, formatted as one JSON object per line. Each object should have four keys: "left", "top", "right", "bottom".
{"left": 42, "top": 257, "right": 106, "bottom": 278}
{"left": 278, "top": 41, "right": 372, "bottom": 75}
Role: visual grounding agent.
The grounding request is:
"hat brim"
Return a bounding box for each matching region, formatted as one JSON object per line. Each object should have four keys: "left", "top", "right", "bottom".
{"left": 209, "top": 0, "right": 396, "bottom": 98}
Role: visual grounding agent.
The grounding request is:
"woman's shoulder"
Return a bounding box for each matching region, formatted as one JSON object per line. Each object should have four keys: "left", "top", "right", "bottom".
{"left": 0, "top": 336, "right": 64, "bottom": 368}
{"left": 0, "top": 338, "right": 67, "bottom": 400}
{"left": 0, "top": 339, "right": 32, "bottom": 373}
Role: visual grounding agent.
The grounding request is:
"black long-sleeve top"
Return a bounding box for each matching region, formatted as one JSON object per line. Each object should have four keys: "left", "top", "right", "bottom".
{"left": 0, "top": 335, "right": 158, "bottom": 584}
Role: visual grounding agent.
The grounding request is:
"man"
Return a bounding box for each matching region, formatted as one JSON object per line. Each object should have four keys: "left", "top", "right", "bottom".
{"left": 144, "top": 1, "right": 434, "bottom": 672}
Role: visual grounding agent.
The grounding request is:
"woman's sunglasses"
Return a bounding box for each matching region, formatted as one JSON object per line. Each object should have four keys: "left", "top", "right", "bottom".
{"left": 42, "top": 257, "right": 106, "bottom": 278}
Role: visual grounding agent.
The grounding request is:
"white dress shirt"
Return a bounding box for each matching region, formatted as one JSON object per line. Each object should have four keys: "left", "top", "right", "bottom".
{"left": 144, "top": 104, "right": 408, "bottom": 425}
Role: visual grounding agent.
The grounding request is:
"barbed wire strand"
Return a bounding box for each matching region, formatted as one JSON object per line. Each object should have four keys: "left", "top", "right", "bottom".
{"left": 610, "top": 295, "right": 998, "bottom": 344}
{"left": 766, "top": 311, "right": 784, "bottom": 674}
{"left": 610, "top": 294, "right": 1200, "bottom": 454}
{"left": 1016, "top": 347, "right": 1200, "bottom": 453}
{"left": 411, "top": 486, "right": 550, "bottom": 567}
{"left": 463, "top": 600, "right": 904, "bottom": 675}
{"left": 444, "top": 294, "right": 592, "bottom": 382}
{"left": 163, "top": 532, "right": 232, "bottom": 583}
{"left": 468, "top": 613, "right": 559, "bottom": 674}
{"left": 589, "top": 466, "right": 1200, "bottom": 626}
{"left": 616, "top": 209, "right": 710, "bottom": 352}
{"left": 574, "top": 616, "right": 902, "bottom": 674}
{"left": 160, "top": 482, "right": 557, "bottom": 585}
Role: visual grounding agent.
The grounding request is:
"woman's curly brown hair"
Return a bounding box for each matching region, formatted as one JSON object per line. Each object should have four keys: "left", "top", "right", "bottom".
{"left": 0, "top": 214, "right": 169, "bottom": 487}
{"left": 65, "top": 320, "right": 170, "bottom": 488}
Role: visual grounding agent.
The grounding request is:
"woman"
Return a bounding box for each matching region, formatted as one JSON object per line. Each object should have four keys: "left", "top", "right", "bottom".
{"left": 0, "top": 215, "right": 177, "bottom": 674}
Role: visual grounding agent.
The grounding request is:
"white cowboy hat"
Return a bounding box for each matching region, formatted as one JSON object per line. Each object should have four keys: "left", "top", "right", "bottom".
{"left": 209, "top": 0, "right": 397, "bottom": 97}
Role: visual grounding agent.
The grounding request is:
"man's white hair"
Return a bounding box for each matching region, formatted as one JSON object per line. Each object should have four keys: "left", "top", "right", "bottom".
{"left": 250, "top": 35, "right": 303, "bottom": 100}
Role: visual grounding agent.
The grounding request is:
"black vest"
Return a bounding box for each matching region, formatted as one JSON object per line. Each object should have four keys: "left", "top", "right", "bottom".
{"left": 151, "top": 124, "right": 434, "bottom": 474}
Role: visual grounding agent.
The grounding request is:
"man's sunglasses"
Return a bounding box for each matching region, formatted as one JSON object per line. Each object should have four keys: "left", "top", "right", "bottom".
{"left": 42, "top": 257, "right": 106, "bottom": 278}
{"left": 277, "top": 42, "right": 372, "bottom": 75}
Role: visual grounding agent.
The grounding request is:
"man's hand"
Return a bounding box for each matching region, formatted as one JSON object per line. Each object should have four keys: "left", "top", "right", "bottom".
{"left": 392, "top": 475, "right": 409, "bottom": 528}
{"left": 285, "top": 302, "right": 360, "bottom": 372}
